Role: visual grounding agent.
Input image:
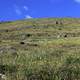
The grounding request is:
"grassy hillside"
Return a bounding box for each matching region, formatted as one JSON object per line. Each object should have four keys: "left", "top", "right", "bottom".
{"left": 0, "top": 18, "right": 80, "bottom": 80}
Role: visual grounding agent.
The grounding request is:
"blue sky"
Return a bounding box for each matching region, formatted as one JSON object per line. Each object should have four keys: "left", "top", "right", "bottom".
{"left": 0, "top": 0, "right": 80, "bottom": 21}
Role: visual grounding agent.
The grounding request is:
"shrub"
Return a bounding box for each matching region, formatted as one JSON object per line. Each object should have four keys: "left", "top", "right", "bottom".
{"left": 0, "top": 64, "right": 17, "bottom": 74}
{"left": 27, "top": 34, "right": 32, "bottom": 37}
{"left": 20, "top": 42, "right": 25, "bottom": 45}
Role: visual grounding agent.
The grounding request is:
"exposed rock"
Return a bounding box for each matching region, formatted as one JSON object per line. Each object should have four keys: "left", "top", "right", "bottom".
{"left": 0, "top": 73, "right": 6, "bottom": 80}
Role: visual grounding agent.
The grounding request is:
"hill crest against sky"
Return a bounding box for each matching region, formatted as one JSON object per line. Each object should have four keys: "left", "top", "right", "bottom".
{"left": 1, "top": 0, "right": 80, "bottom": 21}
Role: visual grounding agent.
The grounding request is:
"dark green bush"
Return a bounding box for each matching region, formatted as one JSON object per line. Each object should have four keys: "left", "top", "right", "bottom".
{"left": 0, "top": 64, "right": 17, "bottom": 74}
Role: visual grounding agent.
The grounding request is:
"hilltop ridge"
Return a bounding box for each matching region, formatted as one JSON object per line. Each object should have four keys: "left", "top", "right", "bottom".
{"left": 0, "top": 18, "right": 80, "bottom": 40}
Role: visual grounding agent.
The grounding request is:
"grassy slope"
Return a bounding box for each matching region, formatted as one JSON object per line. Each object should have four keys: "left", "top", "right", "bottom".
{"left": 0, "top": 18, "right": 80, "bottom": 80}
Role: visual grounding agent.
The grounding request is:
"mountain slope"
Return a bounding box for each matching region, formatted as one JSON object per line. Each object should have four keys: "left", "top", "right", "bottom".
{"left": 0, "top": 18, "right": 80, "bottom": 80}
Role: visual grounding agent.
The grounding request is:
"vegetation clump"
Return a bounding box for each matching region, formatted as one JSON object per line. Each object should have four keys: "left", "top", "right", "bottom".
{"left": 20, "top": 42, "right": 25, "bottom": 44}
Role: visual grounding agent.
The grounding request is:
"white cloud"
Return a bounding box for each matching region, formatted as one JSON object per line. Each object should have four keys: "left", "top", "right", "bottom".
{"left": 15, "top": 9, "right": 22, "bottom": 15}
{"left": 23, "top": 6, "right": 28, "bottom": 11}
{"left": 74, "top": 0, "right": 80, "bottom": 3}
{"left": 14, "top": 5, "right": 22, "bottom": 15}
{"left": 25, "top": 15, "right": 33, "bottom": 19}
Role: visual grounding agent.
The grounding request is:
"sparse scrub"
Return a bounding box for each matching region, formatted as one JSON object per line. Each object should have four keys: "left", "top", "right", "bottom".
{"left": 0, "top": 18, "right": 80, "bottom": 80}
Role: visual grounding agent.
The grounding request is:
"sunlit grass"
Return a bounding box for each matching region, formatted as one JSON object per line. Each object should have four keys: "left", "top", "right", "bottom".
{"left": 0, "top": 18, "right": 80, "bottom": 80}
